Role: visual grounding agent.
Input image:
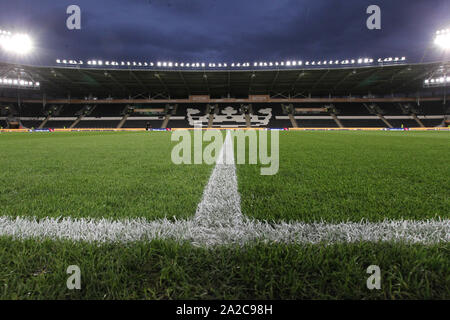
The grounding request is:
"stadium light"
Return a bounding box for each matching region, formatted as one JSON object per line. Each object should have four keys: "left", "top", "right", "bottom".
{"left": 423, "top": 75, "right": 450, "bottom": 87}
{"left": 434, "top": 29, "right": 450, "bottom": 50}
{"left": 53, "top": 54, "right": 400, "bottom": 71}
{"left": 0, "top": 30, "right": 33, "bottom": 55}
{"left": 0, "top": 77, "right": 40, "bottom": 89}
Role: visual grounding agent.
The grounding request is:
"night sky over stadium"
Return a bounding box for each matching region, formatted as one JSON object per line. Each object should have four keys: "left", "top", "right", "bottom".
{"left": 0, "top": 0, "right": 449, "bottom": 66}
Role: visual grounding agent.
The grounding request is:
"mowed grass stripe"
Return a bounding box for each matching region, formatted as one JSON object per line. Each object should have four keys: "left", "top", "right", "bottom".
{"left": 237, "top": 131, "right": 450, "bottom": 223}
{"left": 0, "top": 132, "right": 213, "bottom": 220}
{"left": 0, "top": 238, "right": 448, "bottom": 299}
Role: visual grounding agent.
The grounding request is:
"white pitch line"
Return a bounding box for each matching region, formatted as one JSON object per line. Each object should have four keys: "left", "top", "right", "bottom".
{"left": 0, "top": 130, "right": 449, "bottom": 245}
{"left": 194, "top": 131, "right": 244, "bottom": 228}
{"left": 0, "top": 216, "right": 448, "bottom": 245}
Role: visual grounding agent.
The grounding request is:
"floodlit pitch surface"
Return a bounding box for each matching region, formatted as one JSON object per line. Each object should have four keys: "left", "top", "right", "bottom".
{"left": 0, "top": 130, "right": 449, "bottom": 299}
{"left": 0, "top": 132, "right": 213, "bottom": 220}
{"left": 238, "top": 131, "right": 450, "bottom": 222}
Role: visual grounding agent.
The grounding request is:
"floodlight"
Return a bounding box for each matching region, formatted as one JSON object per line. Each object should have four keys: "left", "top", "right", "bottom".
{"left": 434, "top": 29, "right": 450, "bottom": 49}
{"left": 0, "top": 33, "right": 33, "bottom": 55}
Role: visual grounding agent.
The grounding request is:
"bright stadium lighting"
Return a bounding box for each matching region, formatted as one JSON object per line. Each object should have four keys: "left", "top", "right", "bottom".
{"left": 434, "top": 29, "right": 450, "bottom": 49}
{"left": 0, "top": 77, "right": 39, "bottom": 89}
{"left": 0, "top": 32, "right": 33, "bottom": 55}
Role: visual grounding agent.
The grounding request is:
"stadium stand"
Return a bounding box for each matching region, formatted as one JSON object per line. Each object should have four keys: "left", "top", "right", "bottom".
{"left": 0, "top": 60, "right": 448, "bottom": 129}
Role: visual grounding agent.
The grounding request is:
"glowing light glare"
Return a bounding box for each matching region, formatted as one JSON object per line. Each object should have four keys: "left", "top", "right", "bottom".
{"left": 0, "top": 33, "right": 33, "bottom": 55}
{"left": 0, "top": 77, "right": 39, "bottom": 88}
{"left": 434, "top": 29, "right": 450, "bottom": 49}
{"left": 424, "top": 76, "right": 450, "bottom": 86}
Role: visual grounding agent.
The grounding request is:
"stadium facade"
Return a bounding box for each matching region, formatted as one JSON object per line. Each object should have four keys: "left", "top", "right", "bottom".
{"left": 0, "top": 60, "right": 449, "bottom": 130}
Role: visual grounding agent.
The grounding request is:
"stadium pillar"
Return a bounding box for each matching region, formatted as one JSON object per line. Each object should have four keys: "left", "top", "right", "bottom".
{"left": 288, "top": 114, "right": 298, "bottom": 128}
{"left": 411, "top": 113, "right": 425, "bottom": 128}
{"left": 161, "top": 114, "right": 171, "bottom": 129}
{"left": 331, "top": 113, "right": 344, "bottom": 128}
{"left": 117, "top": 114, "right": 129, "bottom": 129}
{"left": 38, "top": 114, "right": 51, "bottom": 129}
{"left": 377, "top": 114, "right": 393, "bottom": 128}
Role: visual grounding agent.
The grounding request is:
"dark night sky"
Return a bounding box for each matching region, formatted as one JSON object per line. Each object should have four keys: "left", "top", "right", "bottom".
{"left": 0, "top": 0, "right": 449, "bottom": 66}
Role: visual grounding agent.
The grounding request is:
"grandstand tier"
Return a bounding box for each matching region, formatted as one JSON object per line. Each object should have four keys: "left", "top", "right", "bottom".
{"left": 0, "top": 61, "right": 448, "bottom": 129}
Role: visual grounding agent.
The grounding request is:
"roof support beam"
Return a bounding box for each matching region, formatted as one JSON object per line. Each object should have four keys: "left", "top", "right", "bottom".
{"left": 1, "top": 96, "right": 448, "bottom": 105}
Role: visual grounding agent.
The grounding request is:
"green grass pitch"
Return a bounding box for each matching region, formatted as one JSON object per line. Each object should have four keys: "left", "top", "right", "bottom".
{"left": 237, "top": 131, "right": 450, "bottom": 222}
{"left": 0, "top": 130, "right": 448, "bottom": 299}
{"left": 0, "top": 132, "right": 213, "bottom": 220}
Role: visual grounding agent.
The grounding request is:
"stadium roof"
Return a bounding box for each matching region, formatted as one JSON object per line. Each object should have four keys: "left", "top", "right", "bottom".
{"left": 0, "top": 60, "right": 449, "bottom": 102}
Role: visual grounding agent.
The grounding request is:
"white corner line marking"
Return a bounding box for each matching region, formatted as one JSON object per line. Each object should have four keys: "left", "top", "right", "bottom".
{"left": 0, "top": 131, "right": 449, "bottom": 245}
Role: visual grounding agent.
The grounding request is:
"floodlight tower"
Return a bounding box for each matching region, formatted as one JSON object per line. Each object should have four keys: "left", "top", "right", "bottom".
{"left": 0, "top": 30, "right": 33, "bottom": 55}
{"left": 433, "top": 28, "right": 450, "bottom": 106}
{"left": 434, "top": 29, "right": 450, "bottom": 50}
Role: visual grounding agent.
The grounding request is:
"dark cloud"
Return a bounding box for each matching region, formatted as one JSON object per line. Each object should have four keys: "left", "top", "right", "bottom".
{"left": 0, "top": 0, "right": 449, "bottom": 65}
